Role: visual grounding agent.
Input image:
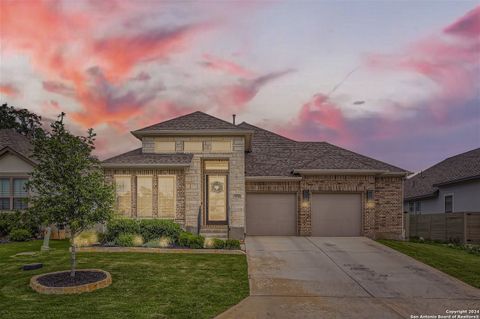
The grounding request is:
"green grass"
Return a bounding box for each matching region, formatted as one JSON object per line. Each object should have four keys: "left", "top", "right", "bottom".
{"left": 379, "top": 239, "right": 480, "bottom": 289}
{"left": 0, "top": 240, "right": 249, "bottom": 319}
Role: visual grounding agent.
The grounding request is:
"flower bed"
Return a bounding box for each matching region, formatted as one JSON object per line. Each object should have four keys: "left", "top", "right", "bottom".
{"left": 30, "top": 269, "right": 112, "bottom": 294}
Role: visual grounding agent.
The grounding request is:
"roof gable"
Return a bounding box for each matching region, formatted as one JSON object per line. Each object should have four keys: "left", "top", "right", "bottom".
{"left": 0, "top": 129, "right": 35, "bottom": 164}
{"left": 133, "top": 111, "right": 248, "bottom": 134}
{"left": 405, "top": 148, "right": 480, "bottom": 200}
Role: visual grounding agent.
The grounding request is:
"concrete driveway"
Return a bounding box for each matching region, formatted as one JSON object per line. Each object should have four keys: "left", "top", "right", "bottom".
{"left": 218, "top": 236, "right": 480, "bottom": 318}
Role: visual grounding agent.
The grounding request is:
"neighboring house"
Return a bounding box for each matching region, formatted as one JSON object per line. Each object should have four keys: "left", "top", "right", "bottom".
{"left": 0, "top": 129, "right": 35, "bottom": 211}
{"left": 404, "top": 148, "right": 480, "bottom": 215}
{"left": 103, "top": 111, "right": 409, "bottom": 240}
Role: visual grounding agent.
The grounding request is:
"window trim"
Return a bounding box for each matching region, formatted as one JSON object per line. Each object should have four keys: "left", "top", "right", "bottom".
{"left": 157, "top": 175, "right": 176, "bottom": 219}
{"left": 444, "top": 193, "right": 454, "bottom": 213}
{"left": 0, "top": 176, "right": 29, "bottom": 211}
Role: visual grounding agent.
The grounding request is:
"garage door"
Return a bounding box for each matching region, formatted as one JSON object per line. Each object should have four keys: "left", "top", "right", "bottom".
{"left": 246, "top": 193, "right": 297, "bottom": 236}
{"left": 311, "top": 193, "right": 361, "bottom": 236}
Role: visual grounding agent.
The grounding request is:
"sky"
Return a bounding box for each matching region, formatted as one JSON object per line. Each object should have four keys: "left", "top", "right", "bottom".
{"left": 0, "top": 0, "right": 479, "bottom": 172}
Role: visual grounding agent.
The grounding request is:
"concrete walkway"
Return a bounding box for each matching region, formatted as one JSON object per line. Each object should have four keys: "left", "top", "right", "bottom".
{"left": 217, "top": 236, "right": 480, "bottom": 318}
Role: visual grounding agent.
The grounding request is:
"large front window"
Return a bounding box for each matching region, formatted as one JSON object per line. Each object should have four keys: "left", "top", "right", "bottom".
{"left": 114, "top": 176, "right": 131, "bottom": 216}
{"left": 137, "top": 176, "right": 153, "bottom": 217}
{"left": 158, "top": 175, "right": 176, "bottom": 218}
{"left": 0, "top": 177, "right": 28, "bottom": 210}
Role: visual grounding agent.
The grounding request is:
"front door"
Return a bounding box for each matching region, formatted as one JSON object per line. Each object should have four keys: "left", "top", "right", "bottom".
{"left": 206, "top": 174, "right": 227, "bottom": 224}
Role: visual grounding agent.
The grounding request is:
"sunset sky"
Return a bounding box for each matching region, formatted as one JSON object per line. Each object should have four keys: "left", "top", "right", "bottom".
{"left": 0, "top": 0, "right": 478, "bottom": 172}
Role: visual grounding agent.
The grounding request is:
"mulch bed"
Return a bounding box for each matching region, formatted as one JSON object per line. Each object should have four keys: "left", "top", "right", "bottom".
{"left": 36, "top": 270, "right": 107, "bottom": 287}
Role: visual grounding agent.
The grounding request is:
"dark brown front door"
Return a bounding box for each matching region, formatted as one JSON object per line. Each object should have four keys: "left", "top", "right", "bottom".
{"left": 206, "top": 174, "right": 228, "bottom": 224}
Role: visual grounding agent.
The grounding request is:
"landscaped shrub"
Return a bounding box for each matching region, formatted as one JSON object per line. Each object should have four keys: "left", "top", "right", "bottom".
{"left": 132, "top": 234, "right": 144, "bottom": 247}
{"left": 178, "top": 232, "right": 204, "bottom": 249}
{"left": 225, "top": 239, "right": 241, "bottom": 250}
{"left": 138, "top": 219, "right": 182, "bottom": 242}
{"left": 74, "top": 230, "right": 99, "bottom": 247}
{"left": 211, "top": 238, "right": 225, "bottom": 249}
{"left": 144, "top": 237, "right": 172, "bottom": 248}
{"left": 115, "top": 233, "right": 136, "bottom": 247}
{"left": 9, "top": 229, "right": 32, "bottom": 242}
{"left": 0, "top": 211, "right": 40, "bottom": 238}
{"left": 104, "top": 219, "right": 140, "bottom": 242}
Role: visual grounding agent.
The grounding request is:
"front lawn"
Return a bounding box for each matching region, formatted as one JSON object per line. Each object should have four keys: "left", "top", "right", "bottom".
{"left": 0, "top": 240, "right": 249, "bottom": 319}
{"left": 379, "top": 240, "right": 480, "bottom": 289}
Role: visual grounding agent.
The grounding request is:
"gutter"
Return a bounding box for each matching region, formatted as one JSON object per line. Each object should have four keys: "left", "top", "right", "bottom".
{"left": 101, "top": 163, "right": 190, "bottom": 169}
{"left": 246, "top": 176, "right": 303, "bottom": 182}
{"left": 404, "top": 190, "right": 439, "bottom": 202}
{"left": 291, "top": 168, "right": 409, "bottom": 177}
{"left": 433, "top": 175, "right": 480, "bottom": 187}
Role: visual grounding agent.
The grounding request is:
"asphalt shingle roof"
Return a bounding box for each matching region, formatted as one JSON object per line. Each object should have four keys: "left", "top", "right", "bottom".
{"left": 0, "top": 129, "right": 35, "bottom": 163}
{"left": 102, "top": 148, "right": 193, "bottom": 166}
{"left": 238, "top": 122, "right": 407, "bottom": 176}
{"left": 404, "top": 148, "right": 480, "bottom": 200}
{"left": 134, "top": 111, "right": 249, "bottom": 133}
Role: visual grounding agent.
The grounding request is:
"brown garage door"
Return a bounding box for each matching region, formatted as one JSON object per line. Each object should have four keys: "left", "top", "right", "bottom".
{"left": 246, "top": 193, "right": 297, "bottom": 236}
{"left": 311, "top": 193, "right": 362, "bottom": 236}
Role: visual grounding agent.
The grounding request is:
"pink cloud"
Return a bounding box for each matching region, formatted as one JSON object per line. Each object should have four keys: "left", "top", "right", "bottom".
{"left": 0, "top": 84, "right": 20, "bottom": 97}
{"left": 215, "top": 69, "right": 295, "bottom": 113}
{"left": 444, "top": 6, "right": 480, "bottom": 38}
{"left": 201, "top": 54, "right": 256, "bottom": 78}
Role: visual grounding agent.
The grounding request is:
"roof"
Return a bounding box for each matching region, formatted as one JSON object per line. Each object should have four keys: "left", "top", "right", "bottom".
{"left": 0, "top": 129, "right": 36, "bottom": 164}
{"left": 404, "top": 148, "right": 480, "bottom": 200}
{"left": 238, "top": 122, "right": 408, "bottom": 177}
{"left": 132, "top": 111, "right": 251, "bottom": 135}
{"left": 102, "top": 148, "right": 193, "bottom": 168}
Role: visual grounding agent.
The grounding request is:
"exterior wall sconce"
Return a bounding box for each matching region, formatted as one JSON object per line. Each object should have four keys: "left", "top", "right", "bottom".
{"left": 366, "top": 190, "right": 375, "bottom": 208}
{"left": 301, "top": 190, "right": 310, "bottom": 208}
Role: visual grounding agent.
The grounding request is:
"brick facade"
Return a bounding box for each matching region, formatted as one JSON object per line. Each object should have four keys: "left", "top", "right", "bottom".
{"left": 246, "top": 175, "right": 404, "bottom": 239}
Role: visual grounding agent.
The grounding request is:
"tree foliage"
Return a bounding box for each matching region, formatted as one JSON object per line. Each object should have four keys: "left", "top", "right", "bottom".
{"left": 28, "top": 113, "right": 114, "bottom": 276}
{"left": 0, "top": 103, "right": 44, "bottom": 137}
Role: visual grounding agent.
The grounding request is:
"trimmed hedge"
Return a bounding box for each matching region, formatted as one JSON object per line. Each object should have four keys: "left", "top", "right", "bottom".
{"left": 211, "top": 238, "right": 225, "bottom": 249}
{"left": 9, "top": 229, "right": 32, "bottom": 242}
{"left": 178, "top": 232, "right": 205, "bottom": 249}
{"left": 0, "top": 211, "right": 40, "bottom": 238}
{"left": 104, "top": 219, "right": 182, "bottom": 244}
{"left": 225, "top": 239, "right": 241, "bottom": 250}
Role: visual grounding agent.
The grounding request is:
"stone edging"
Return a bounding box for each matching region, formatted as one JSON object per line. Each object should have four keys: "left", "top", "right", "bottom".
{"left": 30, "top": 269, "right": 112, "bottom": 294}
{"left": 77, "top": 246, "right": 246, "bottom": 255}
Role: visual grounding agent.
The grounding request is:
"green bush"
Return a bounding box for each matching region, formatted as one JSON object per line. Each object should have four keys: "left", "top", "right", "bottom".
{"left": 115, "top": 233, "right": 136, "bottom": 247}
{"left": 212, "top": 238, "right": 225, "bottom": 249}
{"left": 104, "top": 219, "right": 140, "bottom": 242}
{"left": 104, "top": 219, "right": 182, "bottom": 244}
{"left": 9, "top": 228, "right": 32, "bottom": 242}
{"left": 178, "top": 232, "right": 204, "bottom": 249}
{"left": 225, "top": 239, "right": 241, "bottom": 250}
{"left": 0, "top": 211, "right": 40, "bottom": 237}
{"left": 138, "top": 219, "right": 182, "bottom": 242}
{"left": 144, "top": 237, "right": 172, "bottom": 248}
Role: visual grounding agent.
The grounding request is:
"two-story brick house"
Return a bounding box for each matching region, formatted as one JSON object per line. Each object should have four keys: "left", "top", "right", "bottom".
{"left": 102, "top": 111, "right": 409, "bottom": 240}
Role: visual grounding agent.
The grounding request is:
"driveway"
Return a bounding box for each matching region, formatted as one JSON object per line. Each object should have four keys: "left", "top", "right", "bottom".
{"left": 218, "top": 236, "right": 480, "bottom": 318}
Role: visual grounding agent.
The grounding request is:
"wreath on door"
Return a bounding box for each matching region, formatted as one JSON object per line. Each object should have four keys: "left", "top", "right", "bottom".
{"left": 211, "top": 181, "right": 224, "bottom": 193}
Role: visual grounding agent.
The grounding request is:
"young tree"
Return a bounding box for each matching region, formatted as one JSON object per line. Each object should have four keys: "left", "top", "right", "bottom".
{"left": 0, "top": 103, "right": 44, "bottom": 137}
{"left": 28, "top": 113, "right": 114, "bottom": 277}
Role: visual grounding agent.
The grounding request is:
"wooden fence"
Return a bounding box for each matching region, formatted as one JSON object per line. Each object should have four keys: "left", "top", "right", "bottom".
{"left": 407, "top": 212, "right": 480, "bottom": 244}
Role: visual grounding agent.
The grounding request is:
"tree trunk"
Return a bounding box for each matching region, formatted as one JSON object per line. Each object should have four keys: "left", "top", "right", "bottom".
{"left": 70, "top": 236, "right": 76, "bottom": 278}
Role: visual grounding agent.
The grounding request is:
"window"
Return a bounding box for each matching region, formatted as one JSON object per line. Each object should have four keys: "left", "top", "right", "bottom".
{"left": 158, "top": 176, "right": 176, "bottom": 218}
{"left": 415, "top": 201, "right": 421, "bottom": 214}
{"left": 114, "top": 176, "right": 131, "bottom": 216}
{"left": 137, "top": 176, "right": 153, "bottom": 217}
{"left": 408, "top": 201, "right": 414, "bottom": 213}
{"left": 155, "top": 141, "right": 176, "bottom": 153}
{"left": 0, "top": 178, "right": 28, "bottom": 210}
{"left": 184, "top": 141, "right": 203, "bottom": 153}
{"left": 204, "top": 160, "right": 229, "bottom": 171}
{"left": 445, "top": 195, "right": 453, "bottom": 213}
{"left": 211, "top": 141, "right": 232, "bottom": 153}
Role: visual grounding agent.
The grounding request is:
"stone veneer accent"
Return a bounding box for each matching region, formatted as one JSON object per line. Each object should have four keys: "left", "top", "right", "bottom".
{"left": 246, "top": 175, "right": 404, "bottom": 239}
{"left": 104, "top": 168, "right": 186, "bottom": 225}
{"left": 30, "top": 269, "right": 112, "bottom": 294}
